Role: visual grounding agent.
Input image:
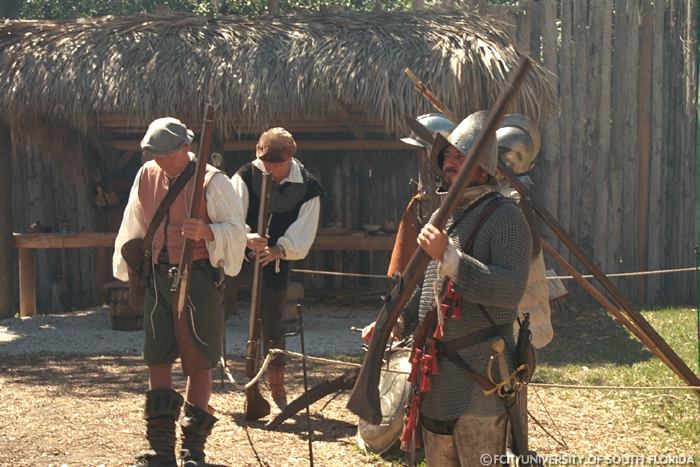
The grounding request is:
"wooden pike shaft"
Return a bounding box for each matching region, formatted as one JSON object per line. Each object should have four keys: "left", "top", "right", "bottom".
{"left": 540, "top": 240, "right": 675, "bottom": 372}
{"left": 503, "top": 166, "right": 700, "bottom": 396}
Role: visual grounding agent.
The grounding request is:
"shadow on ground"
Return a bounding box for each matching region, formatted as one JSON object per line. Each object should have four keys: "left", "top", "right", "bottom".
{"left": 538, "top": 301, "right": 654, "bottom": 366}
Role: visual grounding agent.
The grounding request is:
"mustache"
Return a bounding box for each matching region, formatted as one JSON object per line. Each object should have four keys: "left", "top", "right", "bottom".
{"left": 444, "top": 168, "right": 458, "bottom": 175}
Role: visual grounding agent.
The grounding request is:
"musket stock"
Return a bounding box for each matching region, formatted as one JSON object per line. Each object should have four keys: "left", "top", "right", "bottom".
{"left": 347, "top": 57, "right": 532, "bottom": 424}
{"left": 172, "top": 104, "right": 216, "bottom": 376}
{"left": 244, "top": 171, "right": 272, "bottom": 420}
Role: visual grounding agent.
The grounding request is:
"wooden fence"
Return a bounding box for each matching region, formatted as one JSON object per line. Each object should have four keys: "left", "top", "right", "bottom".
{"left": 482, "top": 0, "right": 697, "bottom": 304}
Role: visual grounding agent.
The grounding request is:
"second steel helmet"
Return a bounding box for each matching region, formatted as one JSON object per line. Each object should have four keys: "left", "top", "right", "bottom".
{"left": 401, "top": 113, "right": 456, "bottom": 150}
{"left": 496, "top": 114, "right": 541, "bottom": 175}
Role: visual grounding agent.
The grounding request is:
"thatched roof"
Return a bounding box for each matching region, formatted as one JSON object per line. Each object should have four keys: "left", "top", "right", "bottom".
{"left": 0, "top": 11, "right": 556, "bottom": 140}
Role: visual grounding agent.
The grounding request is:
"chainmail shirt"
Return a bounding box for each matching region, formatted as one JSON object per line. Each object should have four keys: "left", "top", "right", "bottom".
{"left": 402, "top": 194, "right": 532, "bottom": 420}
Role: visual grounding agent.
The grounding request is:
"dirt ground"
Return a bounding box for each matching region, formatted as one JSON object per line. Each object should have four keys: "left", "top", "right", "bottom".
{"left": 1, "top": 353, "right": 697, "bottom": 467}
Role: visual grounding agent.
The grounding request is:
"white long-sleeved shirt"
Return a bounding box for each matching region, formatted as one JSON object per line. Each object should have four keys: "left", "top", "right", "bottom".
{"left": 112, "top": 165, "right": 247, "bottom": 281}
{"left": 230, "top": 158, "right": 320, "bottom": 261}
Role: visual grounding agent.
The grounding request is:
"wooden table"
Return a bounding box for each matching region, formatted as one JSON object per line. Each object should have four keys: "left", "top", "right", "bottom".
{"left": 14, "top": 231, "right": 395, "bottom": 317}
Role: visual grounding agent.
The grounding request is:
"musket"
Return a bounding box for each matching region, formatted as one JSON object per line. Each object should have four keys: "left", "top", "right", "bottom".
{"left": 171, "top": 104, "right": 216, "bottom": 376}
{"left": 244, "top": 171, "right": 272, "bottom": 420}
{"left": 346, "top": 56, "right": 532, "bottom": 425}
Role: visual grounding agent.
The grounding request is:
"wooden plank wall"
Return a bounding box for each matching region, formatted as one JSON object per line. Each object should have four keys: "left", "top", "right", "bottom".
{"left": 496, "top": 0, "right": 697, "bottom": 304}
{"left": 10, "top": 121, "right": 99, "bottom": 311}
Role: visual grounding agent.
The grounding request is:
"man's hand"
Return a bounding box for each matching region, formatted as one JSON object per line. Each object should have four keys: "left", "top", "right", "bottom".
{"left": 182, "top": 218, "right": 214, "bottom": 242}
{"left": 361, "top": 320, "right": 402, "bottom": 344}
{"left": 361, "top": 321, "right": 376, "bottom": 344}
{"left": 417, "top": 223, "right": 448, "bottom": 261}
{"left": 258, "top": 245, "right": 283, "bottom": 267}
{"left": 246, "top": 233, "right": 268, "bottom": 253}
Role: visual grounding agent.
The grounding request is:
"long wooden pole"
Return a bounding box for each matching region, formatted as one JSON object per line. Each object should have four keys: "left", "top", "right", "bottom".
{"left": 0, "top": 124, "right": 15, "bottom": 319}
{"left": 541, "top": 241, "right": 675, "bottom": 372}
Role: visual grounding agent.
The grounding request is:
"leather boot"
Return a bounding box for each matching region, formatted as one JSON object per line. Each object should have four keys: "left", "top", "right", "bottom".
{"left": 267, "top": 366, "right": 288, "bottom": 412}
{"left": 179, "top": 402, "right": 218, "bottom": 467}
{"left": 132, "top": 388, "right": 184, "bottom": 467}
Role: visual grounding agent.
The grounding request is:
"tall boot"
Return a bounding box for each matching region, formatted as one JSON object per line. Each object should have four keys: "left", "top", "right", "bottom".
{"left": 267, "top": 366, "right": 288, "bottom": 412}
{"left": 179, "top": 402, "right": 218, "bottom": 467}
{"left": 132, "top": 388, "right": 184, "bottom": 467}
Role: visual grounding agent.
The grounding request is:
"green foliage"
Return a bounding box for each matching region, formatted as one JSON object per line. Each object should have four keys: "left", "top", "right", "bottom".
{"left": 11, "top": 0, "right": 520, "bottom": 19}
{"left": 15, "top": 0, "right": 419, "bottom": 19}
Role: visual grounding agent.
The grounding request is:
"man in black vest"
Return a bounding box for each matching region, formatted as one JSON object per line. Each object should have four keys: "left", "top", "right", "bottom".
{"left": 230, "top": 127, "right": 323, "bottom": 412}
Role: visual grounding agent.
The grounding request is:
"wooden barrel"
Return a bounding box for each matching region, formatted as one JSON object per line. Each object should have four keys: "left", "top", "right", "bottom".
{"left": 104, "top": 281, "right": 143, "bottom": 331}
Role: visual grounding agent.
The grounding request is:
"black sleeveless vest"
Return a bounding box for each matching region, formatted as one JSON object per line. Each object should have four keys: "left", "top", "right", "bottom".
{"left": 237, "top": 161, "right": 324, "bottom": 289}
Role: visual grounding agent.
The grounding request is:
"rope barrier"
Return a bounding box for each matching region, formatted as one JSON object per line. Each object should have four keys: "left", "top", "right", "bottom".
{"left": 547, "top": 266, "right": 696, "bottom": 280}
{"left": 288, "top": 265, "right": 696, "bottom": 281}
{"left": 528, "top": 382, "right": 700, "bottom": 391}
{"left": 291, "top": 268, "right": 391, "bottom": 279}
{"left": 236, "top": 349, "right": 700, "bottom": 393}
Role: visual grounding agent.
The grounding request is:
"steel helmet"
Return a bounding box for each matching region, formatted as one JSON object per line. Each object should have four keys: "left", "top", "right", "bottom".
{"left": 496, "top": 114, "right": 541, "bottom": 175}
{"left": 401, "top": 113, "right": 456, "bottom": 150}
{"left": 429, "top": 110, "right": 498, "bottom": 178}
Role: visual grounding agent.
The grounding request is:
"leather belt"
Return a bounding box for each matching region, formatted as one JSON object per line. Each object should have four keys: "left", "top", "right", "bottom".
{"left": 435, "top": 324, "right": 512, "bottom": 356}
{"left": 154, "top": 259, "right": 211, "bottom": 271}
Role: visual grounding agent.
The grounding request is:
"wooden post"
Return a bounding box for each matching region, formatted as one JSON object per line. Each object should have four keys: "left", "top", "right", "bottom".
{"left": 18, "top": 248, "right": 36, "bottom": 317}
{"left": 0, "top": 124, "right": 14, "bottom": 319}
{"left": 268, "top": 0, "right": 278, "bottom": 16}
{"left": 637, "top": 0, "right": 654, "bottom": 302}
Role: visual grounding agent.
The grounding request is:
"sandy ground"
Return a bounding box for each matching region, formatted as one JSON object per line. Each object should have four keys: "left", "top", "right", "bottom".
{"left": 0, "top": 305, "right": 698, "bottom": 466}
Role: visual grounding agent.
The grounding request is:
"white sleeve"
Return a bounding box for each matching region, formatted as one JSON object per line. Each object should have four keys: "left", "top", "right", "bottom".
{"left": 438, "top": 243, "right": 460, "bottom": 279}
{"left": 275, "top": 196, "right": 321, "bottom": 261}
{"left": 230, "top": 173, "right": 251, "bottom": 232}
{"left": 204, "top": 172, "right": 248, "bottom": 276}
{"left": 112, "top": 168, "right": 146, "bottom": 282}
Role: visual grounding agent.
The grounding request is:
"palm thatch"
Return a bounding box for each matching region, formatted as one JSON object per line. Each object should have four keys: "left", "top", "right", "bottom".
{"left": 0, "top": 11, "right": 557, "bottom": 139}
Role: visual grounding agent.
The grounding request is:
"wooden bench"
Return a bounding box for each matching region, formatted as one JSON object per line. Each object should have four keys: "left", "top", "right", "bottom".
{"left": 14, "top": 231, "right": 395, "bottom": 317}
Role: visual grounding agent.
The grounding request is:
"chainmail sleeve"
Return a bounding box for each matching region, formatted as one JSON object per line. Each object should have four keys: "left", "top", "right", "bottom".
{"left": 451, "top": 202, "right": 532, "bottom": 309}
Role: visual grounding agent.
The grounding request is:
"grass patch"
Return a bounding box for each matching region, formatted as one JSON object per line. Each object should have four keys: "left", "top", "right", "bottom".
{"left": 535, "top": 304, "right": 699, "bottom": 446}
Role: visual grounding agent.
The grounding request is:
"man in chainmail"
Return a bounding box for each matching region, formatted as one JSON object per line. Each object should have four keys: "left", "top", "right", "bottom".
{"left": 366, "top": 111, "right": 531, "bottom": 465}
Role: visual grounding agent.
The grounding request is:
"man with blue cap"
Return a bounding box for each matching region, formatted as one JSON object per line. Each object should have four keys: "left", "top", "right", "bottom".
{"left": 114, "top": 117, "right": 247, "bottom": 467}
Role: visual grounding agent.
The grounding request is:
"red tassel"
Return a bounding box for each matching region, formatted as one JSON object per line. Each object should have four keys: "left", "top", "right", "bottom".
{"left": 428, "top": 340, "right": 440, "bottom": 375}
{"left": 440, "top": 303, "right": 450, "bottom": 318}
{"left": 408, "top": 349, "right": 421, "bottom": 384}
{"left": 401, "top": 394, "right": 421, "bottom": 445}
{"left": 420, "top": 354, "right": 433, "bottom": 393}
{"left": 450, "top": 298, "right": 461, "bottom": 320}
{"left": 433, "top": 323, "right": 443, "bottom": 340}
